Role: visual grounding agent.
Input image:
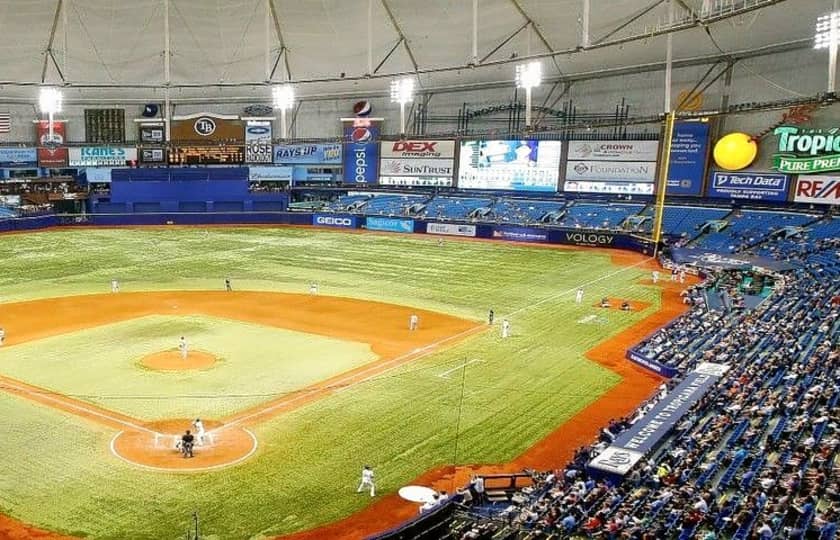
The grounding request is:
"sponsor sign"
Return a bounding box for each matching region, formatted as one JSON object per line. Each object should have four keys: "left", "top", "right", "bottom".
{"left": 379, "top": 158, "right": 454, "bottom": 177}
{"left": 248, "top": 166, "right": 293, "bottom": 182}
{"left": 69, "top": 147, "right": 137, "bottom": 167}
{"left": 36, "top": 120, "right": 68, "bottom": 167}
{"left": 139, "top": 148, "right": 166, "bottom": 164}
{"left": 670, "top": 248, "right": 796, "bottom": 272}
{"left": 561, "top": 231, "right": 616, "bottom": 247}
{"left": 793, "top": 175, "right": 840, "bottom": 205}
{"left": 245, "top": 121, "right": 273, "bottom": 164}
{"left": 312, "top": 214, "right": 357, "bottom": 228}
{"left": 426, "top": 223, "right": 477, "bottom": 237}
{"left": 772, "top": 126, "right": 840, "bottom": 174}
{"left": 85, "top": 168, "right": 112, "bottom": 183}
{"left": 491, "top": 226, "right": 549, "bottom": 243}
{"left": 565, "top": 160, "right": 656, "bottom": 182}
{"left": 273, "top": 143, "right": 342, "bottom": 165}
{"left": 567, "top": 140, "right": 659, "bottom": 162}
{"left": 626, "top": 350, "right": 679, "bottom": 378}
{"left": 381, "top": 140, "right": 456, "bottom": 159}
{"left": 708, "top": 171, "right": 790, "bottom": 202}
{"left": 139, "top": 125, "right": 165, "bottom": 144}
{"left": 588, "top": 364, "right": 728, "bottom": 476}
{"left": 366, "top": 216, "right": 413, "bottom": 233}
{"left": 0, "top": 147, "right": 37, "bottom": 167}
{"left": 666, "top": 121, "right": 710, "bottom": 196}
{"left": 564, "top": 180, "right": 654, "bottom": 195}
{"left": 458, "top": 140, "right": 562, "bottom": 191}
{"left": 343, "top": 125, "right": 380, "bottom": 183}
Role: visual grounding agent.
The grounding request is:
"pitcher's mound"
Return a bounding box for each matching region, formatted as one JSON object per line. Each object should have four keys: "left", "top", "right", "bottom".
{"left": 111, "top": 418, "right": 257, "bottom": 472}
{"left": 139, "top": 350, "right": 217, "bottom": 371}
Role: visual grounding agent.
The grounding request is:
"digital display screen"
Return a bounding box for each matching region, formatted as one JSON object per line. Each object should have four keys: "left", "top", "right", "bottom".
{"left": 168, "top": 146, "right": 244, "bottom": 165}
{"left": 458, "top": 140, "right": 561, "bottom": 191}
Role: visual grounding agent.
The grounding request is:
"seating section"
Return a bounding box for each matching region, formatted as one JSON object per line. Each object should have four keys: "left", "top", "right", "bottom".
{"left": 324, "top": 194, "right": 370, "bottom": 211}
{"left": 363, "top": 194, "right": 427, "bottom": 216}
{"left": 691, "top": 210, "right": 818, "bottom": 253}
{"left": 420, "top": 197, "right": 493, "bottom": 220}
{"left": 557, "top": 203, "right": 644, "bottom": 229}
{"left": 489, "top": 199, "right": 566, "bottom": 224}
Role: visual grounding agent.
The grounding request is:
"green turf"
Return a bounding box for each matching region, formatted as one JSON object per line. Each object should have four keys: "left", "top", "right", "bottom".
{"left": 0, "top": 314, "right": 377, "bottom": 420}
{"left": 0, "top": 227, "right": 660, "bottom": 539}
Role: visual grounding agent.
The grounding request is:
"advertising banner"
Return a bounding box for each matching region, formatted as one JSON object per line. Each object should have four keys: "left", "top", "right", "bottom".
{"left": 139, "top": 124, "right": 165, "bottom": 144}
{"left": 666, "top": 121, "right": 710, "bottom": 196}
{"left": 248, "top": 166, "right": 293, "bottom": 182}
{"left": 588, "top": 363, "right": 728, "bottom": 476}
{"left": 491, "top": 226, "right": 549, "bottom": 243}
{"left": 670, "top": 248, "right": 796, "bottom": 272}
{"left": 708, "top": 171, "right": 790, "bottom": 202}
{"left": 564, "top": 180, "right": 654, "bottom": 195}
{"left": 365, "top": 216, "right": 413, "bottom": 233}
{"left": 343, "top": 126, "right": 380, "bottom": 184}
{"left": 558, "top": 230, "right": 619, "bottom": 248}
{"left": 379, "top": 158, "right": 454, "bottom": 177}
{"left": 381, "top": 139, "right": 456, "bottom": 159}
{"left": 312, "top": 214, "right": 357, "bottom": 228}
{"left": 139, "top": 148, "right": 166, "bottom": 164}
{"left": 626, "top": 350, "right": 679, "bottom": 378}
{"left": 273, "top": 143, "right": 342, "bottom": 165}
{"left": 69, "top": 147, "right": 137, "bottom": 167}
{"left": 567, "top": 140, "right": 659, "bottom": 162}
{"left": 425, "top": 223, "right": 477, "bottom": 237}
{"left": 170, "top": 113, "right": 244, "bottom": 143}
{"left": 458, "top": 140, "right": 562, "bottom": 191}
{"left": 0, "top": 147, "right": 37, "bottom": 167}
{"left": 772, "top": 126, "right": 840, "bottom": 174}
{"left": 36, "top": 120, "right": 68, "bottom": 167}
{"left": 793, "top": 175, "right": 840, "bottom": 205}
{"left": 565, "top": 160, "right": 656, "bottom": 182}
{"left": 245, "top": 121, "right": 273, "bottom": 164}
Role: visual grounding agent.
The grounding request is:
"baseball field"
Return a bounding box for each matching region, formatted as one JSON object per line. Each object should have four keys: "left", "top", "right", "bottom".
{"left": 0, "top": 226, "right": 681, "bottom": 539}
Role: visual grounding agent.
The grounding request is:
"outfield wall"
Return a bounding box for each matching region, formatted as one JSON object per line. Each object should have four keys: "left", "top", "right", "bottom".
{"left": 0, "top": 212, "right": 656, "bottom": 254}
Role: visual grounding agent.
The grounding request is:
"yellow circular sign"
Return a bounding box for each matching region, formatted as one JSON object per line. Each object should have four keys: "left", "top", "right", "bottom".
{"left": 713, "top": 132, "right": 757, "bottom": 171}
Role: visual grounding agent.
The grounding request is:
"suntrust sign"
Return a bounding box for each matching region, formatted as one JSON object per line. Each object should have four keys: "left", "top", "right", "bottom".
{"left": 773, "top": 126, "right": 840, "bottom": 173}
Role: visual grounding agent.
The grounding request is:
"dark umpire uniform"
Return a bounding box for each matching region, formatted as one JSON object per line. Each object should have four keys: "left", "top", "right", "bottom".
{"left": 181, "top": 430, "right": 195, "bottom": 458}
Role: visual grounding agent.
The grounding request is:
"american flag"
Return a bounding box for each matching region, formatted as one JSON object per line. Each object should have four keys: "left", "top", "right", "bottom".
{"left": 0, "top": 112, "right": 10, "bottom": 133}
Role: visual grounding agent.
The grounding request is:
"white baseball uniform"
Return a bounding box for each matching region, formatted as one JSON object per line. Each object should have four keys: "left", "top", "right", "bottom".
{"left": 652, "top": 271, "right": 659, "bottom": 284}
{"left": 111, "top": 279, "right": 120, "bottom": 293}
{"left": 575, "top": 289, "right": 584, "bottom": 304}
{"left": 409, "top": 314, "right": 419, "bottom": 331}
{"left": 501, "top": 320, "right": 511, "bottom": 339}
{"left": 357, "top": 467, "right": 375, "bottom": 496}
{"left": 192, "top": 419, "right": 206, "bottom": 445}
{"left": 0, "top": 327, "right": 5, "bottom": 346}
{"left": 179, "top": 337, "right": 188, "bottom": 360}
{"left": 309, "top": 283, "right": 318, "bottom": 294}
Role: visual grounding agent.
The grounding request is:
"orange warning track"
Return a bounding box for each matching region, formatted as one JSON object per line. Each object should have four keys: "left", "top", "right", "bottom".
{"left": 279, "top": 275, "right": 696, "bottom": 540}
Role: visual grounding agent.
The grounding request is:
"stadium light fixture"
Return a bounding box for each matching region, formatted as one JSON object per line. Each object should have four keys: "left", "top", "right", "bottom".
{"left": 515, "top": 61, "right": 542, "bottom": 129}
{"left": 272, "top": 84, "right": 295, "bottom": 139}
{"left": 39, "top": 87, "right": 63, "bottom": 141}
{"left": 390, "top": 77, "right": 414, "bottom": 136}
{"left": 815, "top": 11, "right": 840, "bottom": 94}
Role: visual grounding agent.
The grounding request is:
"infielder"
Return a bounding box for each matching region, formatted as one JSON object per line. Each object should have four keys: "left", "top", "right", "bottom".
{"left": 192, "top": 418, "right": 206, "bottom": 445}
{"left": 224, "top": 277, "right": 232, "bottom": 292}
{"left": 409, "top": 313, "right": 419, "bottom": 331}
{"left": 501, "top": 319, "right": 511, "bottom": 339}
{"left": 309, "top": 282, "right": 318, "bottom": 295}
{"left": 575, "top": 288, "right": 584, "bottom": 304}
{"left": 111, "top": 279, "right": 120, "bottom": 293}
{"left": 179, "top": 336, "right": 188, "bottom": 360}
{"left": 357, "top": 465, "right": 376, "bottom": 497}
{"left": 652, "top": 270, "right": 660, "bottom": 284}
{"left": 0, "top": 327, "right": 5, "bottom": 346}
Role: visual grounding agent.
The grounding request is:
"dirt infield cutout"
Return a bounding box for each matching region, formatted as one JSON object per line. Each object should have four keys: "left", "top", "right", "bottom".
{"left": 139, "top": 350, "right": 218, "bottom": 371}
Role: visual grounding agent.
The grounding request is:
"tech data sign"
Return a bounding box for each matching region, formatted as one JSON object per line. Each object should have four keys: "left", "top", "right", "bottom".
{"left": 793, "top": 175, "right": 840, "bottom": 205}
{"left": 773, "top": 126, "right": 840, "bottom": 174}
{"left": 379, "top": 140, "right": 456, "bottom": 186}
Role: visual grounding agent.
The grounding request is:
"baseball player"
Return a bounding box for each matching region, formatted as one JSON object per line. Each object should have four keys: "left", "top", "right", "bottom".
{"left": 652, "top": 270, "right": 660, "bottom": 284}
{"left": 180, "top": 430, "right": 195, "bottom": 458}
{"left": 488, "top": 309, "right": 494, "bottom": 325}
{"left": 357, "top": 465, "right": 376, "bottom": 497}
{"left": 192, "top": 418, "right": 206, "bottom": 445}
{"left": 409, "top": 313, "right": 419, "bottom": 331}
{"left": 501, "top": 319, "right": 511, "bottom": 339}
{"left": 111, "top": 279, "right": 120, "bottom": 293}
{"left": 679, "top": 269, "right": 686, "bottom": 284}
{"left": 224, "top": 277, "right": 232, "bottom": 292}
{"left": 0, "top": 327, "right": 5, "bottom": 346}
{"left": 179, "top": 336, "right": 188, "bottom": 360}
{"left": 309, "top": 282, "right": 318, "bottom": 295}
{"left": 575, "top": 288, "right": 584, "bottom": 304}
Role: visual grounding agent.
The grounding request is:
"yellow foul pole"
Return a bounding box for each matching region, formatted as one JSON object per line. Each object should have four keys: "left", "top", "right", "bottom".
{"left": 652, "top": 112, "right": 676, "bottom": 257}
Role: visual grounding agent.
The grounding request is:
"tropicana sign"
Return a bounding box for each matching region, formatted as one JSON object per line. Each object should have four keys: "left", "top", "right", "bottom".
{"left": 772, "top": 126, "right": 840, "bottom": 173}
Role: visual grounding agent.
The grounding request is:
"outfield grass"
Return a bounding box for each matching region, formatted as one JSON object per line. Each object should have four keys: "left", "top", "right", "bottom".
{"left": 0, "top": 314, "right": 377, "bottom": 420}
{"left": 0, "top": 228, "right": 658, "bottom": 539}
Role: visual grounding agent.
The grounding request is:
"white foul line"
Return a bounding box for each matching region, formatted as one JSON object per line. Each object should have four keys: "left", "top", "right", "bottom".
{"left": 438, "top": 359, "right": 484, "bottom": 379}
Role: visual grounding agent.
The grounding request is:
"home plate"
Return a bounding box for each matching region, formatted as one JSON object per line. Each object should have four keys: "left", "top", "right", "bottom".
{"left": 399, "top": 485, "right": 437, "bottom": 503}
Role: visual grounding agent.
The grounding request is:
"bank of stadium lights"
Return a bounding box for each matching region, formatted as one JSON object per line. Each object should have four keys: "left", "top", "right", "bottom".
{"left": 515, "top": 61, "right": 542, "bottom": 129}
{"left": 272, "top": 84, "right": 295, "bottom": 139}
{"left": 390, "top": 77, "right": 414, "bottom": 136}
{"left": 38, "top": 87, "right": 63, "bottom": 140}
{"left": 815, "top": 11, "right": 840, "bottom": 94}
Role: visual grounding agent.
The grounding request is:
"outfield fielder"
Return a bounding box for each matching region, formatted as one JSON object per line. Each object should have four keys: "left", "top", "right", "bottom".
{"left": 409, "top": 313, "right": 419, "bottom": 331}
{"left": 309, "top": 282, "right": 318, "bottom": 295}
{"left": 501, "top": 319, "right": 511, "bottom": 339}
{"left": 575, "top": 288, "right": 584, "bottom": 304}
{"left": 179, "top": 336, "right": 188, "bottom": 360}
{"left": 357, "top": 465, "right": 376, "bottom": 497}
{"left": 0, "top": 327, "right": 5, "bottom": 346}
{"left": 111, "top": 279, "right": 120, "bottom": 293}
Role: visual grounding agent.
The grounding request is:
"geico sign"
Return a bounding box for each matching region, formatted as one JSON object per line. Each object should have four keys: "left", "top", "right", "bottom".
{"left": 565, "top": 232, "right": 615, "bottom": 245}
{"left": 316, "top": 216, "right": 353, "bottom": 226}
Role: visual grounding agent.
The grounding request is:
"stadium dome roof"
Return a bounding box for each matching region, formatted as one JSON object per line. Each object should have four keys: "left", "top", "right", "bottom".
{"left": 0, "top": 0, "right": 822, "bottom": 102}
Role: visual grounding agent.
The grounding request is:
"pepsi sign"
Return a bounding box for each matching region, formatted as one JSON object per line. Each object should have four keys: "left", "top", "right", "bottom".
{"left": 343, "top": 125, "right": 379, "bottom": 184}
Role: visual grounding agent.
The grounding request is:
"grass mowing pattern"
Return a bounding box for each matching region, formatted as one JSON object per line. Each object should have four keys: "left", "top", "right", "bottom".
{"left": 0, "top": 228, "right": 657, "bottom": 539}
{"left": 0, "top": 315, "right": 377, "bottom": 420}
